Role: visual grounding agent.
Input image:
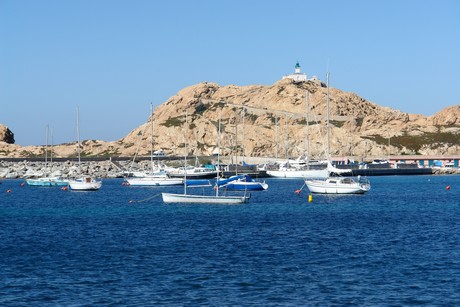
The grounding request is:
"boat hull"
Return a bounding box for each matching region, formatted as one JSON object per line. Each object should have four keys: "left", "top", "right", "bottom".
{"left": 267, "top": 168, "right": 328, "bottom": 179}
{"left": 26, "top": 177, "right": 68, "bottom": 187}
{"left": 162, "top": 193, "right": 249, "bottom": 204}
{"left": 305, "top": 178, "right": 370, "bottom": 194}
{"left": 68, "top": 177, "right": 102, "bottom": 191}
{"left": 126, "top": 177, "right": 184, "bottom": 186}
{"left": 224, "top": 181, "right": 268, "bottom": 191}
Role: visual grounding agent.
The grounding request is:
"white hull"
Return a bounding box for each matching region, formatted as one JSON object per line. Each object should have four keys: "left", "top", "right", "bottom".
{"left": 68, "top": 177, "right": 102, "bottom": 191}
{"left": 305, "top": 177, "right": 370, "bottom": 194}
{"left": 267, "top": 168, "right": 328, "bottom": 179}
{"left": 162, "top": 192, "right": 249, "bottom": 204}
{"left": 126, "top": 177, "right": 183, "bottom": 186}
{"left": 26, "top": 177, "right": 68, "bottom": 187}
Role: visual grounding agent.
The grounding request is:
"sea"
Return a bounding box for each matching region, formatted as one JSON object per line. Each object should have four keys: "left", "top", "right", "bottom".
{"left": 1, "top": 175, "right": 459, "bottom": 306}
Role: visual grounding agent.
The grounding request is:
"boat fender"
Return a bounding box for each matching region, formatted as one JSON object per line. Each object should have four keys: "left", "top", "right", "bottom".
{"left": 308, "top": 195, "right": 313, "bottom": 203}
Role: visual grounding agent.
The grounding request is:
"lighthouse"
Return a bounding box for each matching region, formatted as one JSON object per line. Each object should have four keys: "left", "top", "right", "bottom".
{"left": 282, "top": 61, "right": 307, "bottom": 83}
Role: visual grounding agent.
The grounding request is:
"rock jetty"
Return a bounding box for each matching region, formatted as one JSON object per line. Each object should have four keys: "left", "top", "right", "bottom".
{"left": 0, "top": 159, "right": 178, "bottom": 179}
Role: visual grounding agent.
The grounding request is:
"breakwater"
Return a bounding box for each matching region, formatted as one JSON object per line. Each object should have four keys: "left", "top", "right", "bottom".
{"left": 0, "top": 159, "right": 162, "bottom": 179}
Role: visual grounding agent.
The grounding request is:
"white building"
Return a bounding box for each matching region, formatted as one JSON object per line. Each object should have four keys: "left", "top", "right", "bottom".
{"left": 282, "top": 62, "right": 307, "bottom": 82}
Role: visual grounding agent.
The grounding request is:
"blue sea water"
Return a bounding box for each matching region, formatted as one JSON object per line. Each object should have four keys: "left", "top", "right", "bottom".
{"left": 1, "top": 175, "right": 460, "bottom": 305}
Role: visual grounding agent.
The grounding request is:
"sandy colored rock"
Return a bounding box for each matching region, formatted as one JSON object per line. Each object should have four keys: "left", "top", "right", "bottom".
{"left": 1, "top": 79, "right": 459, "bottom": 160}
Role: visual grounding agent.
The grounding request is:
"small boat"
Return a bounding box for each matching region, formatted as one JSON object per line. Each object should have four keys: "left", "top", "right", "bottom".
{"left": 162, "top": 111, "right": 250, "bottom": 204}
{"left": 266, "top": 167, "right": 329, "bottom": 179}
{"left": 305, "top": 176, "right": 370, "bottom": 194}
{"left": 162, "top": 192, "right": 249, "bottom": 204}
{"left": 303, "top": 72, "right": 370, "bottom": 195}
{"left": 26, "top": 177, "right": 68, "bottom": 187}
{"left": 217, "top": 174, "right": 268, "bottom": 191}
{"left": 126, "top": 172, "right": 184, "bottom": 186}
{"left": 68, "top": 107, "right": 102, "bottom": 191}
{"left": 167, "top": 166, "right": 217, "bottom": 179}
{"left": 68, "top": 176, "right": 102, "bottom": 191}
{"left": 26, "top": 125, "right": 68, "bottom": 187}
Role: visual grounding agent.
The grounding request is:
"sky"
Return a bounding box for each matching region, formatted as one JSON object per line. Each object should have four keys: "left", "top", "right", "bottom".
{"left": 1, "top": 0, "right": 459, "bottom": 146}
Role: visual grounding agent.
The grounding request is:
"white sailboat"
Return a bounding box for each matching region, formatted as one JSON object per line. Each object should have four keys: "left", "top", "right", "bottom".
{"left": 267, "top": 91, "right": 329, "bottom": 179}
{"left": 125, "top": 104, "right": 183, "bottom": 187}
{"left": 162, "top": 111, "right": 250, "bottom": 204}
{"left": 304, "top": 72, "right": 370, "bottom": 194}
{"left": 26, "top": 125, "right": 68, "bottom": 187}
{"left": 68, "top": 107, "right": 102, "bottom": 191}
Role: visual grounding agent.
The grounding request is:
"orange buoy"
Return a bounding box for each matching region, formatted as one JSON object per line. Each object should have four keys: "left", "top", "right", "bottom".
{"left": 446, "top": 185, "right": 451, "bottom": 191}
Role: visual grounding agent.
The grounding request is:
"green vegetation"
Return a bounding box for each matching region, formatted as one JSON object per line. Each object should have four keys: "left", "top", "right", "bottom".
{"left": 329, "top": 120, "right": 346, "bottom": 128}
{"left": 362, "top": 131, "right": 460, "bottom": 153}
{"left": 161, "top": 116, "right": 185, "bottom": 127}
{"left": 195, "top": 103, "right": 208, "bottom": 115}
{"left": 245, "top": 113, "right": 258, "bottom": 123}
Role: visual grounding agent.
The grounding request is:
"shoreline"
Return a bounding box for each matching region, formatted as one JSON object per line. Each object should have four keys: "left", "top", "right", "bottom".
{"left": 1, "top": 159, "right": 459, "bottom": 180}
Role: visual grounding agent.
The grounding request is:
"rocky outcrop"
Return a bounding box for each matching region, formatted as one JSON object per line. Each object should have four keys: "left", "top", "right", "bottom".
{"left": 1, "top": 79, "right": 459, "bottom": 160}
{"left": 0, "top": 125, "right": 14, "bottom": 144}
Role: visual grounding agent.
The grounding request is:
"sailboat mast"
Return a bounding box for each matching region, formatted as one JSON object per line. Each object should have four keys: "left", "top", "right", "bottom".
{"left": 45, "top": 124, "right": 49, "bottom": 170}
{"left": 326, "top": 72, "right": 331, "bottom": 161}
{"left": 76, "top": 106, "right": 81, "bottom": 167}
{"left": 150, "top": 103, "right": 154, "bottom": 174}
{"left": 306, "top": 91, "right": 310, "bottom": 168}
{"left": 184, "top": 110, "right": 188, "bottom": 195}
{"left": 285, "top": 114, "right": 288, "bottom": 159}
{"left": 50, "top": 127, "right": 54, "bottom": 163}
{"left": 242, "top": 108, "right": 245, "bottom": 163}
{"left": 216, "top": 112, "right": 221, "bottom": 197}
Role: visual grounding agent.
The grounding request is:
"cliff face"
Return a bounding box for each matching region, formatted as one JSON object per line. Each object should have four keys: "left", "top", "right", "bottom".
{"left": 1, "top": 79, "right": 459, "bottom": 159}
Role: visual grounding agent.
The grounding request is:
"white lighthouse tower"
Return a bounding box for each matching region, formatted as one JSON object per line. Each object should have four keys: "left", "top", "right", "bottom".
{"left": 282, "top": 61, "right": 307, "bottom": 83}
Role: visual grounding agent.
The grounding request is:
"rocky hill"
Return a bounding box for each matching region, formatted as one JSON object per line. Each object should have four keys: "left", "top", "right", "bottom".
{"left": 1, "top": 78, "right": 459, "bottom": 160}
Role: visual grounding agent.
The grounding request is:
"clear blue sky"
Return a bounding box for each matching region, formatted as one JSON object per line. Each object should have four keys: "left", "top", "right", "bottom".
{"left": 1, "top": 0, "right": 459, "bottom": 146}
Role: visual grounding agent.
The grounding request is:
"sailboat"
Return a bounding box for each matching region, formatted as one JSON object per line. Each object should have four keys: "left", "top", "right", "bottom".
{"left": 26, "top": 125, "right": 68, "bottom": 187}
{"left": 125, "top": 104, "right": 183, "bottom": 187}
{"left": 67, "top": 107, "right": 102, "bottom": 191}
{"left": 304, "top": 72, "right": 370, "bottom": 194}
{"left": 216, "top": 174, "right": 268, "bottom": 191}
{"left": 162, "top": 111, "right": 250, "bottom": 204}
{"left": 266, "top": 91, "right": 329, "bottom": 179}
{"left": 216, "top": 108, "right": 268, "bottom": 191}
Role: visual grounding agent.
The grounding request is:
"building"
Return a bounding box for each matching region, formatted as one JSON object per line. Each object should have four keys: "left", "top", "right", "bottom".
{"left": 282, "top": 62, "right": 307, "bottom": 83}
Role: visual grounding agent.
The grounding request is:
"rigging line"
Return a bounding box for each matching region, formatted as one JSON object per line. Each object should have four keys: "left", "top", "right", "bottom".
{"left": 128, "top": 106, "right": 152, "bottom": 174}
{"left": 128, "top": 193, "right": 162, "bottom": 203}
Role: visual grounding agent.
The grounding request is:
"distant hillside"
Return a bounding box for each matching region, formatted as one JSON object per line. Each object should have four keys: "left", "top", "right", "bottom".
{"left": 1, "top": 78, "right": 459, "bottom": 159}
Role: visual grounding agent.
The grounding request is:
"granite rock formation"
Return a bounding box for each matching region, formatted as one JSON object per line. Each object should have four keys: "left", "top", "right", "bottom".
{"left": 1, "top": 79, "right": 459, "bottom": 160}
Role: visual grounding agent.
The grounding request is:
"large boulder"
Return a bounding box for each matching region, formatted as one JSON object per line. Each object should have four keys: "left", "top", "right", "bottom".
{"left": 0, "top": 125, "right": 14, "bottom": 144}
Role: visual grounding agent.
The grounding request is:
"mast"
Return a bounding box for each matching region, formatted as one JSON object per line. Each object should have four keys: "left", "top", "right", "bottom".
{"left": 306, "top": 91, "right": 310, "bottom": 168}
{"left": 150, "top": 103, "right": 154, "bottom": 174}
{"left": 285, "top": 114, "right": 288, "bottom": 159}
{"left": 326, "top": 72, "right": 331, "bottom": 161}
{"left": 242, "top": 108, "right": 245, "bottom": 163}
{"left": 50, "top": 127, "right": 54, "bottom": 163}
{"left": 216, "top": 112, "right": 222, "bottom": 197}
{"left": 45, "top": 124, "right": 49, "bottom": 172}
{"left": 184, "top": 110, "right": 188, "bottom": 195}
{"left": 275, "top": 116, "right": 278, "bottom": 160}
{"left": 76, "top": 106, "right": 81, "bottom": 169}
